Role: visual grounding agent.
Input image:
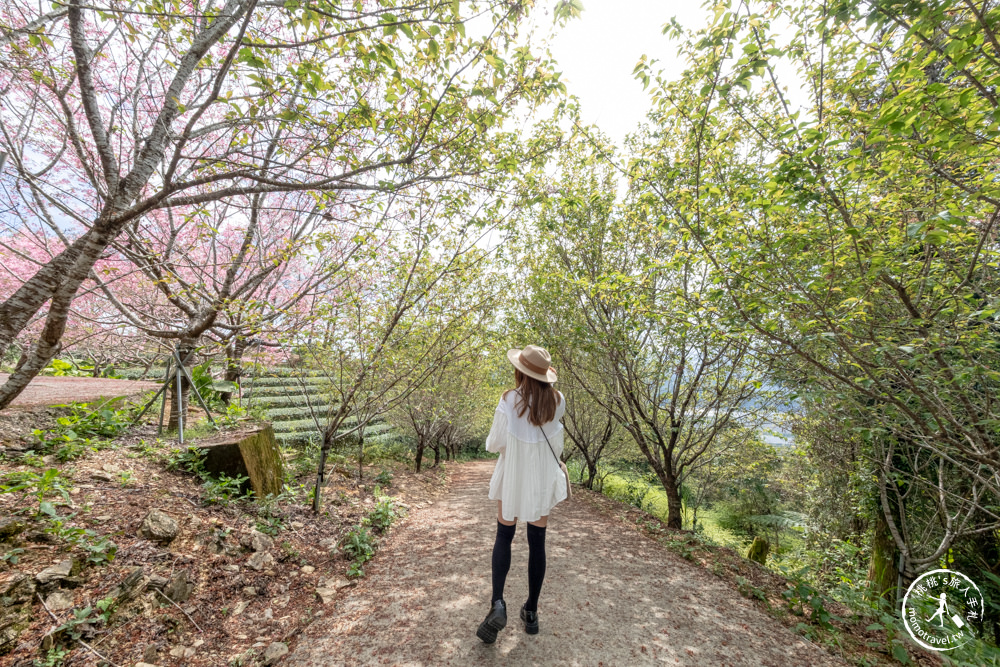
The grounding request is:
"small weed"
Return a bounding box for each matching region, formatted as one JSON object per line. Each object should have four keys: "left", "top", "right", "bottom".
{"left": 45, "top": 517, "right": 118, "bottom": 566}
{"left": 281, "top": 540, "right": 300, "bottom": 560}
{"left": 736, "top": 576, "right": 770, "bottom": 607}
{"left": 781, "top": 572, "right": 839, "bottom": 631}
{"left": 375, "top": 469, "right": 393, "bottom": 486}
{"left": 255, "top": 515, "right": 283, "bottom": 536}
{"left": 364, "top": 489, "right": 397, "bottom": 533}
{"left": 202, "top": 473, "right": 250, "bottom": 505}
{"left": 340, "top": 525, "right": 375, "bottom": 577}
{"left": 94, "top": 596, "right": 117, "bottom": 623}
{"left": 117, "top": 470, "right": 134, "bottom": 487}
{"left": 164, "top": 447, "right": 207, "bottom": 474}
{"left": 21, "top": 452, "right": 45, "bottom": 467}
{"left": 33, "top": 647, "right": 70, "bottom": 667}
{"left": 2, "top": 547, "right": 26, "bottom": 566}
{"left": 1, "top": 468, "right": 71, "bottom": 517}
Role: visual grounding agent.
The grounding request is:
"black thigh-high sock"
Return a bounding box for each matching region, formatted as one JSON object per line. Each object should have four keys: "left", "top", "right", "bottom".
{"left": 525, "top": 523, "right": 547, "bottom": 612}
{"left": 491, "top": 520, "right": 516, "bottom": 603}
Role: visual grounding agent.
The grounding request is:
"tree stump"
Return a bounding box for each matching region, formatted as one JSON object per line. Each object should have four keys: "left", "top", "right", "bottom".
{"left": 745, "top": 536, "right": 770, "bottom": 565}
{"left": 196, "top": 425, "right": 284, "bottom": 497}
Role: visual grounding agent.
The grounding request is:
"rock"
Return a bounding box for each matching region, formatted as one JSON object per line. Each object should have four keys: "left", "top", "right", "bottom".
{"left": 262, "top": 607, "right": 273, "bottom": 620}
{"left": 247, "top": 551, "right": 275, "bottom": 571}
{"left": 91, "top": 470, "right": 115, "bottom": 482}
{"left": 135, "top": 663, "right": 159, "bottom": 667}
{"left": 222, "top": 564, "right": 239, "bottom": 573}
{"left": 242, "top": 586, "right": 257, "bottom": 598}
{"left": 147, "top": 575, "right": 169, "bottom": 590}
{"left": 35, "top": 558, "right": 74, "bottom": 585}
{"left": 300, "top": 565, "right": 315, "bottom": 574}
{"left": 169, "top": 645, "right": 196, "bottom": 659}
{"left": 263, "top": 641, "right": 289, "bottom": 665}
{"left": 241, "top": 529, "right": 273, "bottom": 552}
{"left": 1, "top": 574, "right": 36, "bottom": 605}
{"left": 142, "top": 643, "right": 159, "bottom": 662}
{"left": 45, "top": 589, "right": 74, "bottom": 611}
{"left": 0, "top": 575, "right": 35, "bottom": 656}
{"left": 93, "top": 515, "right": 113, "bottom": 523}
{"left": 109, "top": 567, "right": 148, "bottom": 604}
{"left": 290, "top": 521, "right": 304, "bottom": 530}
{"left": 315, "top": 587, "right": 337, "bottom": 604}
{"left": 0, "top": 518, "right": 26, "bottom": 541}
{"left": 162, "top": 571, "right": 194, "bottom": 603}
{"left": 272, "top": 594, "right": 289, "bottom": 609}
{"left": 192, "top": 639, "right": 204, "bottom": 648}
{"left": 25, "top": 531, "right": 56, "bottom": 544}
{"left": 139, "top": 510, "right": 179, "bottom": 544}
{"left": 231, "top": 600, "right": 250, "bottom": 616}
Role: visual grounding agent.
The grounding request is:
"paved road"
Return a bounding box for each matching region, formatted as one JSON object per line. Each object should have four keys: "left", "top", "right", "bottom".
{"left": 285, "top": 460, "right": 846, "bottom": 666}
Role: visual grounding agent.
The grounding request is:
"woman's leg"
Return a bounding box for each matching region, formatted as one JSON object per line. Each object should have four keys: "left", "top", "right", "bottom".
{"left": 492, "top": 501, "right": 516, "bottom": 603}
{"left": 525, "top": 516, "right": 548, "bottom": 613}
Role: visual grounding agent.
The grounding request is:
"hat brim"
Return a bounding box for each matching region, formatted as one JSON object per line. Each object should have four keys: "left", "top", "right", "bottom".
{"left": 507, "top": 348, "right": 558, "bottom": 383}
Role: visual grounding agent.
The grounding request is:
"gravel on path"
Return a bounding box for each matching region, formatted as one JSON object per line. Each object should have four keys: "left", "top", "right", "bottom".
{"left": 286, "top": 460, "right": 847, "bottom": 666}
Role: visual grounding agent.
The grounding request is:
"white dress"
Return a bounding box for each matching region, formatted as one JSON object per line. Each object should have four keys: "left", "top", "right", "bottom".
{"left": 486, "top": 389, "right": 568, "bottom": 522}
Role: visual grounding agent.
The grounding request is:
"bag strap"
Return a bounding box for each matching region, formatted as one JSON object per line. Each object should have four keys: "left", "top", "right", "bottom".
{"left": 539, "top": 425, "right": 561, "bottom": 466}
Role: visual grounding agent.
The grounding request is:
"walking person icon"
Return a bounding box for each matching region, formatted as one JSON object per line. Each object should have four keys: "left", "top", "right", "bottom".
{"left": 927, "top": 593, "right": 950, "bottom": 627}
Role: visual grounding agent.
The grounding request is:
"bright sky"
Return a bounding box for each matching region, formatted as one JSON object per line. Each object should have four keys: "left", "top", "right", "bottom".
{"left": 545, "top": 0, "right": 711, "bottom": 145}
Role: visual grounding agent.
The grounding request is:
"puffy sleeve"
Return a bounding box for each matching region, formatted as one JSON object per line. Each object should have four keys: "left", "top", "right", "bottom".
{"left": 484, "top": 397, "right": 508, "bottom": 453}
{"left": 553, "top": 392, "right": 566, "bottom": 458}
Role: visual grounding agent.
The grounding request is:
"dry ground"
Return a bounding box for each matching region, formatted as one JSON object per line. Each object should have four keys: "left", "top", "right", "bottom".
{"left": 285, "top": 460, "right": 850, "bottom": 667}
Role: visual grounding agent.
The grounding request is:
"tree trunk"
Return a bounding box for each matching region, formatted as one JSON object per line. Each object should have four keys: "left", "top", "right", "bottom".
{"left": 431, "top": 444, "right": 440, "bottom": 467}
{"left": 659, "top": 469, "right": 684, "bottom": 530}
{"left": 220, "top": 338, "right": 246, "bottom": 405}
{"left": 198, "top": 425, "right": 284, "bottom": 497}
{"left": 585, "top": 458, "right": 598, "bottom": 490}
{"left": 0, "top": 0, "right": 252, "bottom": 411}
{"left": 357, "top": 433, "right": 365, "bottom": 481}
{"left": 867, "top": 500, "right": 900, "bottom": 607}
{"left": 415, "top": 439, "right": 425, "bottom": 473}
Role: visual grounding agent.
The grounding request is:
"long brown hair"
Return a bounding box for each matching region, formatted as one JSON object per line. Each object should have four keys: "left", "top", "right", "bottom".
{"left": 503, "top": 369, "right": 560, "bottom": 426}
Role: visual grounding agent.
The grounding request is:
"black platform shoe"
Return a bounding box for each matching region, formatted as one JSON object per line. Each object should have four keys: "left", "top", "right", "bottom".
{"left": 520, "top": 604, "right": 539, "bottom": 635}
{"left": 476, "top": 599, "right": 507, "bottom": 644}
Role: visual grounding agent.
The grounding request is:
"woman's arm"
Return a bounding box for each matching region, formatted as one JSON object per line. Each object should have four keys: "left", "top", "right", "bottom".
{"left": 484, "top": 399, "right": 508, "bottom": 453}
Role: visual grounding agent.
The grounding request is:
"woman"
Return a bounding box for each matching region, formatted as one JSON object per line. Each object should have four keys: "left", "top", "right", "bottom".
{"left": 476, "top": 344, "right": 568, "bottom": 644}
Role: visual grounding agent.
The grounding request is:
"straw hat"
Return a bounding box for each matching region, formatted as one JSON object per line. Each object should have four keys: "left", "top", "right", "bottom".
{"left": 507, "top": 345, "right": 558, "bottom": 383}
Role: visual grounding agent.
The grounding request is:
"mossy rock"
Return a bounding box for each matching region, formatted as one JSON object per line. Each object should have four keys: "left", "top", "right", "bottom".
{"left": 0, "top": 575, "right": 35, "bottom": 655}
{"left": 745, "top": 536, "right": 770, "bottom": 565}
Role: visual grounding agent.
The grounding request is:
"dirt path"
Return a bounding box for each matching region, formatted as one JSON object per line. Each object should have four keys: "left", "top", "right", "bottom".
{"left": 0, "top": 372, "right": 158, "bottom": 409}
{"left": 287, "top": 461, "right": 846, "bottom": 666}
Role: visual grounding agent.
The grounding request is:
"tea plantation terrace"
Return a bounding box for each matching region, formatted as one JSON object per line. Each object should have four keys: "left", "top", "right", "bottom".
{"left": 243, "top": 375, "right": 397, "bottom": 447}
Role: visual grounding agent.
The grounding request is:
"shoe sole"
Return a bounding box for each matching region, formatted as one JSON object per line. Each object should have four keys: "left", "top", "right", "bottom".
{"left": 476, "top": 615, "right": 506, "bottom": 644}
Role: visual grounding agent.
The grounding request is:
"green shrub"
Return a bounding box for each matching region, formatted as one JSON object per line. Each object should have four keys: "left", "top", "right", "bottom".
{"left": 340, "top": 525, "right": 375, "bottom": 577}
{"left": 365, "top": 490, "right": 397, "bottom": 533}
